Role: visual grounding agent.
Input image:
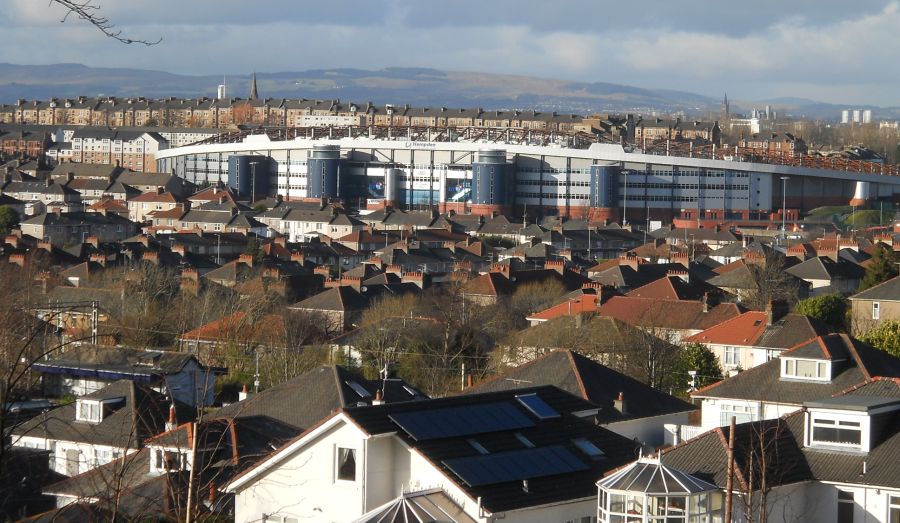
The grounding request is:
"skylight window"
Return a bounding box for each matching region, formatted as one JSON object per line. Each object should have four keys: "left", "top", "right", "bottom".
{"left": 516, "top": 393, "right": 560, "bottom": 420}
{"left": 573, "top": 438, "right": 605, "bottom": 459}
{"left": 467, "top": 438, "right": 489, "bottom": 455}
{"left": 514, "top": 432, "right": 535, "bottom": 448}
{"left": 345, "top": 381, "right": 372, "bottom": 398}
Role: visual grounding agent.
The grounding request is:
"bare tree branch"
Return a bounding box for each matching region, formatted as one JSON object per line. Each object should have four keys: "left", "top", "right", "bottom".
{"left": 51, "top": 0, "right": 162, "bottom": 46}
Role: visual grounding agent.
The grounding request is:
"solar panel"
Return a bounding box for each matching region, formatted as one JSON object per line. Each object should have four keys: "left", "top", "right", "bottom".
{"left": 515, "top": 393, "right": 560, "bottom": 420}
{"left": 443, "top": 445, "right": 588, "bottom": 487}
{"left": 389, "top": 402, "right": 535, "bottom": 441}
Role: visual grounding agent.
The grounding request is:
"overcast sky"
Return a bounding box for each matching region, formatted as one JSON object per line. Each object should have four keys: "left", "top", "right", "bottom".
{"left": 2, "top": 0, "right": 898, "bottom": 105}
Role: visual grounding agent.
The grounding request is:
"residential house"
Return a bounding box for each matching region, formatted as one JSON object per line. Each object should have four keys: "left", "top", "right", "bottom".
{"left": 461, "top": 349, "right": 695, "bottom": 446}
{"left": 11, "top": 380, "right": 194, "bottom": 477}
{"left": 115, "top": 171, "right": 186, "bottom": 197}
{"left": 126, "top": 191, "right": 181, "bottom": 223}
{"left": 70, "top": 129, "right": 167, "bottom": 172}
{"left": 33, "top": 346, "right": 223, "bottom": 407}
{"left": 224, "top": 386, "right": 640, "bottom": 523}
{"left": 684, "top": 304, "right": 829, "bottom": 372}
{"left": 646, "top": 378, "right": 900, "bottom": 523}
{"left": 598, "top": 295, "right": 743, "bottom": 343}
{"left": 214, "top": 365, "right": 427, "bottom": 431}
{"left": 20, "top": 211, "right": 137, "bottom": 247}
{"left": 690, "top": 333, "right": 900, "bottom": 431}
{"left": 288, "top": 286, "right": 368, "bottom": 332}
{"left": 849, "top": 275, "right": 900, "bottom": 336}
{"left": 785, "top": 255, "right": 865, "bottom": 296}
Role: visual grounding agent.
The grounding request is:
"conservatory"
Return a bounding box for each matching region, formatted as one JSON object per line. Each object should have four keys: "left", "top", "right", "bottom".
{"left": 597, "top": 457, "right": 725, "bottom": 523}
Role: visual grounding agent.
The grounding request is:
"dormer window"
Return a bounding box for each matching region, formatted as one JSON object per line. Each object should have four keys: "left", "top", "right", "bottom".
{"left": 802, "top": 396, "right": 900, "bottom": 453}
{"left": 76, "top": 400, "right": 101, "bottom": 423}
{"left": 811, "top": 417, "right": 862, "bottom": 448}
{"left": 782, "top": 358, "right": 830, "bottom": 381}
{"left": 76, "top": 397, "right": 125, "bottom": 423}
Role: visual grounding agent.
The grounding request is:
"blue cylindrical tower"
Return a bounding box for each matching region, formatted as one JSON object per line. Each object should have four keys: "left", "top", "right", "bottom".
{"left": 227, "top": 154, "right": 271, "bottom": 200}
{"left": 307, "top": 145, "right": 342, "bottom": 199}
{"left": 589, "top": 163, "right": 621, "bottom": 223}
{"left": 471, "top": 149, "right": 512, "bottom": 214}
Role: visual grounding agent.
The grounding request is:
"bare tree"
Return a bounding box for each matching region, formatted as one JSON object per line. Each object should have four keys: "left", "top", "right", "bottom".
{"left": 51, "top": 0, "right": 162, "bottom": 45}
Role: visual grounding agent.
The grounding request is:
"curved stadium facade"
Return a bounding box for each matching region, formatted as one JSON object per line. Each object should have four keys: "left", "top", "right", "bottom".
{"left": 155, "top": 126, "right": 900, "bottom": 226}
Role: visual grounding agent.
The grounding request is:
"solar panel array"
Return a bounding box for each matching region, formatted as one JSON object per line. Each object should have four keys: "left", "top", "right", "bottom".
{"left": 443, "top": 445, "right": 588, "bottom": 487}
{"left": 389, "top": 402, "right": 535, "bottom": 441}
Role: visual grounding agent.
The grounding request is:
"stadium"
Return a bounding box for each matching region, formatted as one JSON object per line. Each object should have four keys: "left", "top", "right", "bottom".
{"left": 155, "top": 125, "right": 900, "bottom": 227}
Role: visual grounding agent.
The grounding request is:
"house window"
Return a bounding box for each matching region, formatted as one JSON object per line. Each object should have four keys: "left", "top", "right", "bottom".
{"left": 76, "top": 400, "right": 101, "bottom": 423}
{"left": 263, "top": 516, "right": 299, "bottom": 523}
{"left": 889, "top": 494, "right": 900, "bottom": 523}
{"left": 873, "top": 302, "right": 881, "bottom": 320}
{"left": 336, "top": 447, "right": 356, "bottom": 481}
{"left": 724, "top": 346, "right": 740, "bottom": 367}
{"left": 782, "top": 358, "right": 829, "bottom": 381}
{"left": 156, "top": 449, "right": 184, "bottom": 471}
{"left": 812, "top": 417, "right": 862, "bottom": 448}
{"left": 838, "top": 490, "right": 854, "bottom": 523}
{"left": 720, "top": 403, "right": 755, "bottom": 427}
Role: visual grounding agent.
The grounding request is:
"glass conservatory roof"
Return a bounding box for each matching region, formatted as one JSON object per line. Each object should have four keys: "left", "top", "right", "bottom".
{"left": 598, "top": 458, "right": 718, "bottom": 495}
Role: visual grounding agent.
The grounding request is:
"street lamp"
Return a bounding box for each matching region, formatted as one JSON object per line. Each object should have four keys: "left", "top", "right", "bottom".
{"left": 780, "top": 176, "right": 789, "bottom": 243}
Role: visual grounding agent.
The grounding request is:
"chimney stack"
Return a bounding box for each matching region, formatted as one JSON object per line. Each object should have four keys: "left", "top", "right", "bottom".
{"left": 372, "top": 389, "right": 384, "bottom": 406}
{"left": 165, "top": 404, "right": 177, "bottom": 431}
{"left": 613, "top": 392, "right": 627, "bottom": 415}
{"left": 238, "top": 383, "right": 251, "bottom": 401}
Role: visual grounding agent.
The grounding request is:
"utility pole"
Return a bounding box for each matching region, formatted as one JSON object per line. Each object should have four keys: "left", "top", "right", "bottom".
{"left": 91, "top": 301, "right": 98, "bottom": 346}
{"left": 724, "top": 416, "right": 736, "bottom": 522}
{"left": 780, "top": 176, "right": 789, "bottom": 244}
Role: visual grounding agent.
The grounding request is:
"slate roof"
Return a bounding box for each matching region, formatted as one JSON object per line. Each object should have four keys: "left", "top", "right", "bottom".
{"left": 626, "top": 275, "right": 720, "bottom": 301}
{"left": 851, "top": 275, "right": 900, "bottom": 301}
{"left": 11, "top": 380, "right": 194, "bottom": 449}
{"left": 289, "top": 286, "right": 368, "bottom": 312}
{"left": 341, "top": 386, "right": 641, "bottom": 513}
{"left": 692, "top": 334, "right": 900, "bottom": 404}
{"left": 662, "top": 396, "right": 900, "bottom": 490}
{"left": 32, "top": 346, "right": 203, "bottom": 379}
{"left": 461, "top": 350, "right": 694, "bottom": 422}
{"left": 785, "top": 256, "right": 865, "bottom": 282}
{"left": 214, "top": 365, "right": 426, "bottom": 431}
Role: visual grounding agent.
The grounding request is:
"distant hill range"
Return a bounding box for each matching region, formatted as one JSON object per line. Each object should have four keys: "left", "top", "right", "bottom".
{"left": 0, "top": 63, "right": 896, "bottom": 121}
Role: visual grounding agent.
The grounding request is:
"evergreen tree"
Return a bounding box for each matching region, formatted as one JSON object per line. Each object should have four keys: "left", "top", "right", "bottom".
{"left": 859, "top": 244, "right": 898, "bottom": 291}
{"left": 0, "top": 205, "right": 19, "bottom": 236}
{"left": 679, "top": 342, "right": 723, "bottom": 392}
{"left": 794, "top": 293, "right": 848, "bottom": 332}
{"left": 860, "top": 320, "right": 900, "bottom": 358}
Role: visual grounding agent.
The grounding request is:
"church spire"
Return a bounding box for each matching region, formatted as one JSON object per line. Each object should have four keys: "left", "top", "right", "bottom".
{"left": 249, "top": 72, "right": 258, "bottom": 100}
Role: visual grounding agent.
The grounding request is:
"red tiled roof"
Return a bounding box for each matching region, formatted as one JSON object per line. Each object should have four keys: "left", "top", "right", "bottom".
{"left": 683, "top": 311, "right": 770, "bottom": 346}
{"left": 527, "top": 294, "right": 599, "bottom": 322}
{"left": 461, "top": 272, "right": 514, "bottom": 297}
{"left": 587, "top": 258, "right": 620, "bottom": 274}
{"left": 130, "top": 191, "right": 178, "bottom": 203}
{"left": 88, "top": 199, "right": 128, "bottom": 212}
{"left": 598, "top": 296, "right": 742, "bottom": 331}
{"left": 181, "top": 312, "right": 285, "bottom": 343}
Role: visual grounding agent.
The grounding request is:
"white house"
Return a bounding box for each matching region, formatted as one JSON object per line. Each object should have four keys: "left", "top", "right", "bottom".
{"left": 645, "top": 379, "right": 900, "bottom": 523}
{"left": 10, "top": 380, "right": 192, "bottom": 478}
{"left": 225, "top": 386, "right": 640, "bottom": 523}
{"left": 690, "top": 334, "right": 900, "bottom": 432}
